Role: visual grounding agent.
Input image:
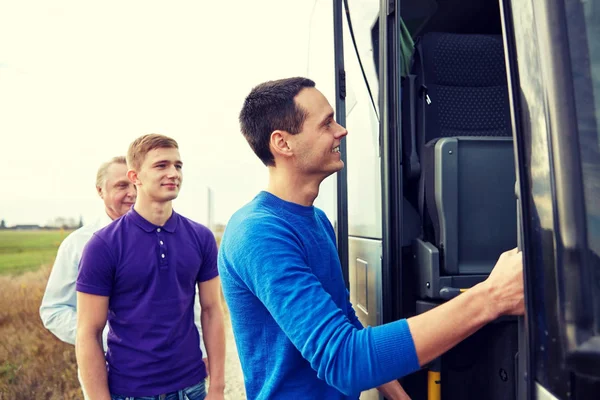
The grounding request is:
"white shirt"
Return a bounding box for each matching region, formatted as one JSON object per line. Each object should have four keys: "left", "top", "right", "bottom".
{"left": 39, "top": 212, "right": 207, "bottom": 355}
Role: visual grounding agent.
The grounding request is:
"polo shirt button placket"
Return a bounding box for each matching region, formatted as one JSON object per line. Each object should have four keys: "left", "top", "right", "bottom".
{"left": 157, "top": 228, "right": 168, "bottom": 269}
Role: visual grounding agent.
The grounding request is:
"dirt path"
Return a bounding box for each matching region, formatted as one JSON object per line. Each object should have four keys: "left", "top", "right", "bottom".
{"left": 223, "top": 311, "right": 246, "bottom": 399}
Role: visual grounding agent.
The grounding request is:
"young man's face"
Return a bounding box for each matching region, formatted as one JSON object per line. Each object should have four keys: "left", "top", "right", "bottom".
{"left": 98, "top": 162, "right": 136, "bottom": 220}
{"left": 287, "top": 87, "right": 348, "bottom": 179}
{"left": 134, "top": 147, "right": 183, "bottom": 203}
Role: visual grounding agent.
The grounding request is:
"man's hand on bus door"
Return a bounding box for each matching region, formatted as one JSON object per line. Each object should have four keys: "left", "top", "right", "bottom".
{"left": 482, "top": 247, "right": 525, "bottom": 319}
{"left": 405, "top": 247, "right": 524, "bottom": 368}
{"left": 377, "top": 379, "right": 412, "bottom": 400}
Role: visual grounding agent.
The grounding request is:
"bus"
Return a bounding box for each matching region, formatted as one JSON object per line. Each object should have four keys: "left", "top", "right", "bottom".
{"left": 307, "top": 0, "right": 600, "bottom": 399}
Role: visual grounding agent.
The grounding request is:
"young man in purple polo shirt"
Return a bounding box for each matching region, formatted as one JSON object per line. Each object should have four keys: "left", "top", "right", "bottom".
{"left": 76, "top": 134, "right": 225, "bottom": 400}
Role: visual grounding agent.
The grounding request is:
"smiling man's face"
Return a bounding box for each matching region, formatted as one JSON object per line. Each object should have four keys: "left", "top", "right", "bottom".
{"left": 132, "top": 147, "right": 183, "bottom": 203}
{"left": 285, "top": 87, "right": 348, "bottom": 180}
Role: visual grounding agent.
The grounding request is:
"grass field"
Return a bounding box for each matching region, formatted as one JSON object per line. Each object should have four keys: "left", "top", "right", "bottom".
{"left": 0, "top": 230, "right": 70, "bottom": 275}
{"left": 0, "top": 265, "right": 82, "bottom": 399}
{"left": 0, "top": 230, "right": 82, "bottom": 399}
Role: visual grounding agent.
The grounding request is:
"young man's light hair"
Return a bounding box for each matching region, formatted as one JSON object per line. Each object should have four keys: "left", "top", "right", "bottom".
{"left": 96, "top": 156, "right": 127, "bottom": 188}
{"left": 126, "top": 133, "right": 179, "bottom": 171}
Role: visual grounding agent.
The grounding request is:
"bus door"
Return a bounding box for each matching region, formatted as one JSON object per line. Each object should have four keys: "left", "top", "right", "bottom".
{"left": 502, "top": 0, "right": 600, "bottom": 398}
{"left": 337, "top": 1, "right": 386, "bottom": 399}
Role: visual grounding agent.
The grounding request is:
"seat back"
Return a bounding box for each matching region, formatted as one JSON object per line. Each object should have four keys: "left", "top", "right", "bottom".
{"left": 416, "top": 32, "right": 511, "bottom": 142}
{"left": 424, "top": 137, "right": 517, "bottom": 275}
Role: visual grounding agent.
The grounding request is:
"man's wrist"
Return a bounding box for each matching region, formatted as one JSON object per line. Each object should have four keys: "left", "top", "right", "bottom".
{"left": 207, "top": 373, "right": 225, "bottom": 390}
{"left": 208, "top": 382, "right": 225, "bottom": 392}
{"left": 471, "top": 281, "right": 500, "bottom": 322}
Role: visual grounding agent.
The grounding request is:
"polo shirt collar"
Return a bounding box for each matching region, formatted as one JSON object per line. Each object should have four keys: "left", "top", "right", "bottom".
{"left": 128, "top": 208, "right": 179, "bottom": 233}
{"left": 162, "top": 211, "right": 179, "bottom": 233}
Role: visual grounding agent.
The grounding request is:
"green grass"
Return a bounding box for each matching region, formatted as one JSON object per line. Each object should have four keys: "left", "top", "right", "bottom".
{"left": 0, "top": 230, "right": 71, "bottom": 275}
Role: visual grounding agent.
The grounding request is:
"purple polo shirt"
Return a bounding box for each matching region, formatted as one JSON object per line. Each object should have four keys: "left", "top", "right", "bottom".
{"left": 76, "top": 208, "right": 218, "bottom": 396}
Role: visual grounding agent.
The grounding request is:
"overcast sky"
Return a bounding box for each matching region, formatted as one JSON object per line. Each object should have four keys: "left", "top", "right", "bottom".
{"left": 0, "top": 0, "right": 330, "bottom": 227}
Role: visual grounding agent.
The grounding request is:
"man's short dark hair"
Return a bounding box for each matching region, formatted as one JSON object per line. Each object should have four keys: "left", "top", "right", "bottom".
{"left": 239, "top": 77, "right": 316, "bottom": 166}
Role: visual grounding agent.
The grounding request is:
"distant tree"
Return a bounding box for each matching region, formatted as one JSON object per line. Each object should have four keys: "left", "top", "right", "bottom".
{"left": 46, "top": 216, "right": 81, "bottom": 229}
{"left": 0, "top": 219, "right": 5, "bottom": 229}
{"left": 78, "top": 216, "right": 84, "bottom": 228}
{"left": 52, "top": 217, "right": 67, "bottom": 229}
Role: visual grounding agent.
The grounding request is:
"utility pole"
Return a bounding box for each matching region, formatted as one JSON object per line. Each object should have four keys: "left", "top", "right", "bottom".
{"left": 207, "top": 187, "right": 214, "bottom": 231}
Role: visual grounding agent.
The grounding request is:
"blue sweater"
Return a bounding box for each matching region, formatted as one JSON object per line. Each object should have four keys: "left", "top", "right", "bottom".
{"left": 218, "top": 192, "right": 420, "bottom": 399}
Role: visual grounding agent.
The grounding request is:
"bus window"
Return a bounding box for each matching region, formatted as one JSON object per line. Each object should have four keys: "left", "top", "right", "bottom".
{"left": 563, "top": 0, "right": 600, "bottom": 326}
{"left": 345, "top": 0, "right": 380, "bottom": 114}
{"left": 307, "top": 0, "right": 338, "bottom": 226}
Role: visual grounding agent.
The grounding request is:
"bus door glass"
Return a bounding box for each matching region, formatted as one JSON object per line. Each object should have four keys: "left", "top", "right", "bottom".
{"left": 563, "top": 0, "right": 600, "bottom": 347}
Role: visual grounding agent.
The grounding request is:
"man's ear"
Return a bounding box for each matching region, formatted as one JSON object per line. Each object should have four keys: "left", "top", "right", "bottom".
{"left": 127, "top": 169, "right": 140, "bottom": 186}
{"left": 270, "top": 130, "right": 293, "bottom": 160}
{"left": 96, "top": 186, "right": 103, "bottom": 199}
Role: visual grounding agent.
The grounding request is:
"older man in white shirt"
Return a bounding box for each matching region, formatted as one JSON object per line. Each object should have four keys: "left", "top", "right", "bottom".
{"left": 40, "top": 155, "right": 208, "bottom": 397}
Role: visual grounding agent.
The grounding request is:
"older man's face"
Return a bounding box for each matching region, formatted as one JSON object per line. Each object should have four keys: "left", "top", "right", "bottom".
{"left": 98, "top": 163, "right": 136, "bottom": 220}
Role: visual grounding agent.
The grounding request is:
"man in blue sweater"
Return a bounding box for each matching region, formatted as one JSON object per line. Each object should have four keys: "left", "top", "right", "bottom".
{"left": 218, "top": 77, "right": 524, "bottom": 399}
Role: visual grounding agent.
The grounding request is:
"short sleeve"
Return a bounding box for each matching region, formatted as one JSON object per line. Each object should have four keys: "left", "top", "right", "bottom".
{"left": 196, "top": 228, "right": 218, "bottom": 283}
{"left": 76, "top": 235, "right": 115, "bottom": 297}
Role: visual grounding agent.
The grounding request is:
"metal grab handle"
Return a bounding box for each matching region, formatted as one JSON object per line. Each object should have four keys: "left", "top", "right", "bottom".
{"left": 439, "top": 286, "right": 467, "bottom": 300}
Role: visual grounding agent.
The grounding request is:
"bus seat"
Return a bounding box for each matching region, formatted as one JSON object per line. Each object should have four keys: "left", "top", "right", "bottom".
{"left": 404, "top": 32, "right": 517, "bottom": 292}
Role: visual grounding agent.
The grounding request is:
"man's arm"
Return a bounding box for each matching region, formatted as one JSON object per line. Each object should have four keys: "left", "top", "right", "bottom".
{"left": 198, "top": 276, "right": 226, "bottom": 398}
{"left": 377, "top": 381, "right": 411, "bottom": 400}
{"left": 76, "top": 292, "right": 110, "bottom": 400}
{"left": 75, "top": 234, "right": 116, "bottom": 400}
{"left": 193, "top": 287, "right": 208, "bottom": 371}
{"left": 344, "top": 249, "right": 523, "bottom": 372}
{"left": 407, "top": 248, "right": 524, "bottom": 366}
{"left": 344, "top": 293, "right": 412, "bottom": 399}
{"left": 344, "top": 289, "right": 365, "bottom": 331}
{"left": 344, "top": 290, "right": 411, "bottom": 399}
{"left": 39, "top": 237, "right": 79, "bottom": 344}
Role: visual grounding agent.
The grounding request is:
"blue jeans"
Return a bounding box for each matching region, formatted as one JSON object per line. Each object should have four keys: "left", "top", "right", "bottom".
{"left": 110, "top": 379, "right": 206, "bottom": 400}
